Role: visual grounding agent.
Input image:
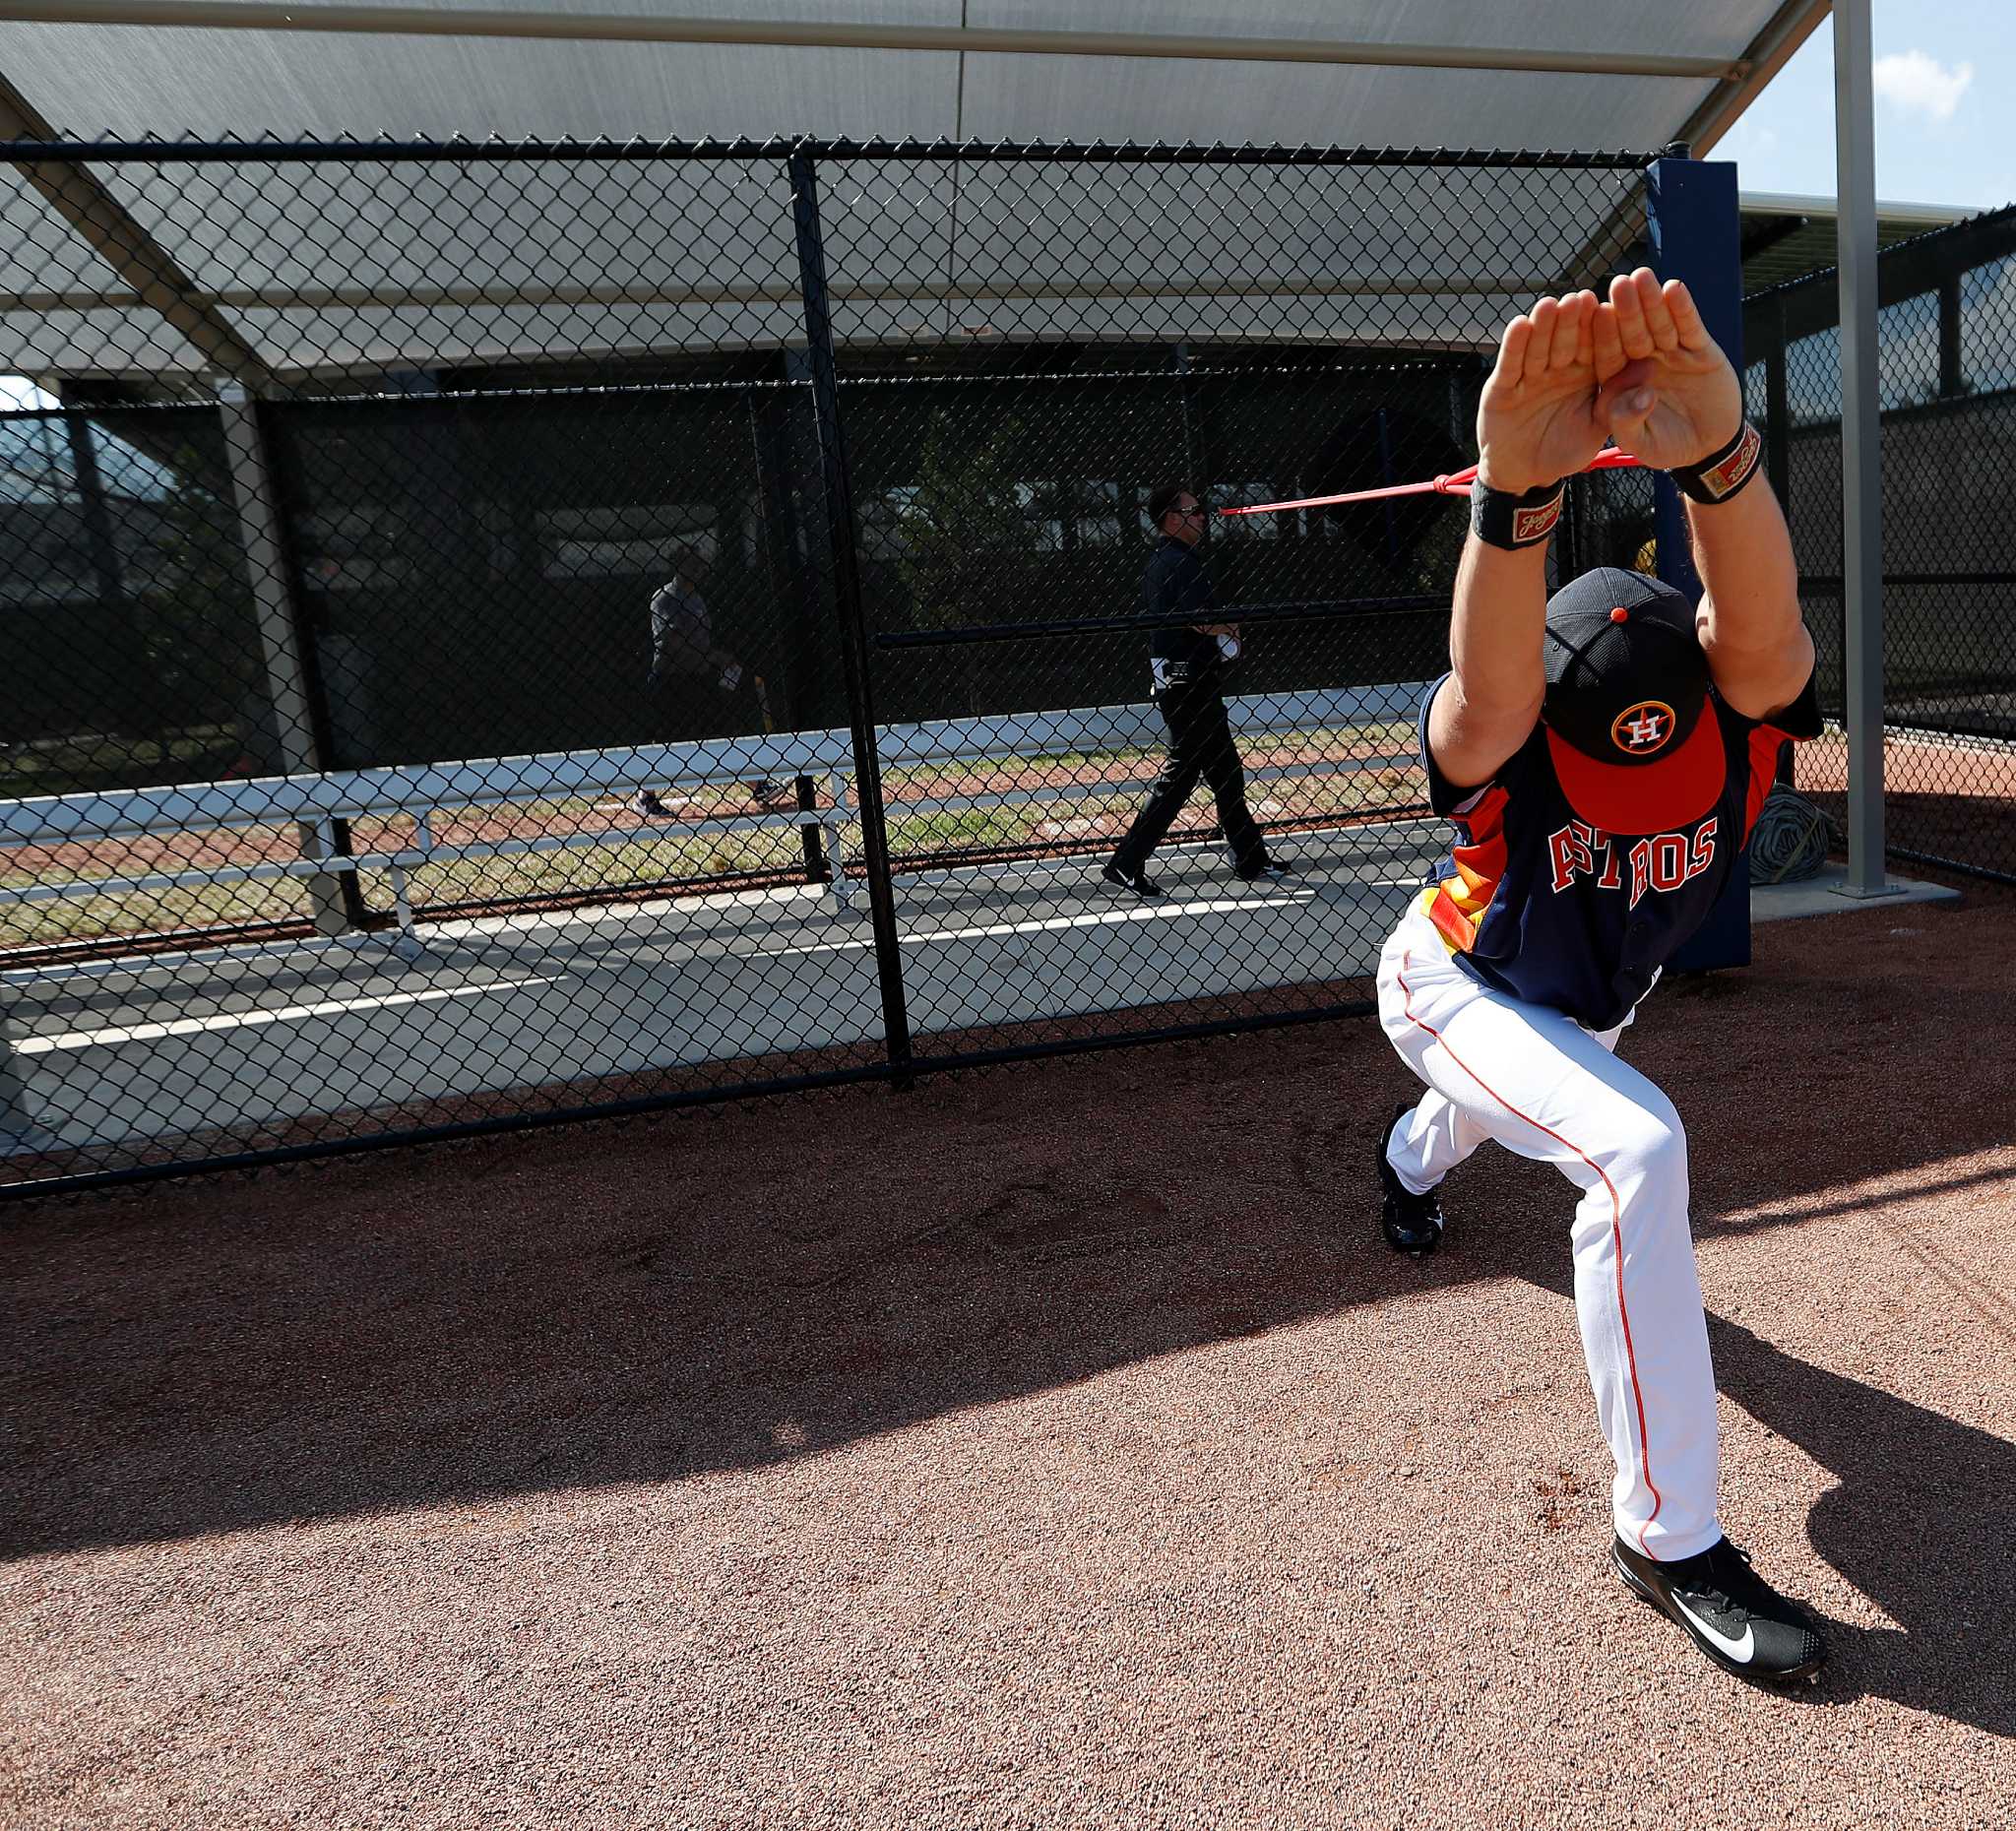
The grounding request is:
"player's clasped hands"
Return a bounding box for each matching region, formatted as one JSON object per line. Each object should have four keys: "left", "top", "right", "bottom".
{"left": 1475, "top": 268, "right": 1744, "bottom": 496}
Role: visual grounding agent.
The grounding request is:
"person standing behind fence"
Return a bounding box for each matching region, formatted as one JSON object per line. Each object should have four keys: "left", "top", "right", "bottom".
{"left": 1102, "top": 479, "right": 1291, "bottom": 896}
{"left": 634, "top": 553, "right": 783, "bottom": 820}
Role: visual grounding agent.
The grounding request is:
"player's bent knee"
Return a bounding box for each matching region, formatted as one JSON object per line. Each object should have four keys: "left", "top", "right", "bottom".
{"left": 1595, "top": 1104, "right": 1688, "bottom": 1196}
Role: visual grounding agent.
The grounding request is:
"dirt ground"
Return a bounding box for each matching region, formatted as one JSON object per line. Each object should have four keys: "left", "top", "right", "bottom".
{"left": 1798, "top": 730, "right": 2016, "bottom": 879}
{"left": 4, "top": 874, "right": 2014, "bottom": 1830}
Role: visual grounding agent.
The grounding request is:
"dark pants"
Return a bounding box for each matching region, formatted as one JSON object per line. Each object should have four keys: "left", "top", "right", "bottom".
{"left": 1111, "top": 682, "right": 1268, "bottom": 876}
{"left": 645, "top": 671, "right": 779, "bottom": 796}
{"left": 649, "top": 669, "right": 742, "bottom": 743}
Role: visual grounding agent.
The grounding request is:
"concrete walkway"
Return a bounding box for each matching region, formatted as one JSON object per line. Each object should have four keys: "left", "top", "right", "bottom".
{"left": 1749, "top": 861, "right": 1959, "bottom": 923}
{"left": 2, "top": 834, "right": 1961, "bottom": 1158}
{"left": 3, "top": 821, "right": 1450, "bottom": 1155}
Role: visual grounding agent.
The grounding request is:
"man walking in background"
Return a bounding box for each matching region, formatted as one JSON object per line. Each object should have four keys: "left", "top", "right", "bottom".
{"left": 1102, "top": 479, "right": 1289, "bottom": 896}
{"left": 634, "top": 552, "right": 783, "bottom": 819}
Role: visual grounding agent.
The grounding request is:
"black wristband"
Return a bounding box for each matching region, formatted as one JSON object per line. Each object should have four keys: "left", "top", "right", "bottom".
{"left": 1469, "top": 475, "right": 1565, "bottom": 551}
{"left": 1672, "top": 420, "right": 1762, "bottom": 504}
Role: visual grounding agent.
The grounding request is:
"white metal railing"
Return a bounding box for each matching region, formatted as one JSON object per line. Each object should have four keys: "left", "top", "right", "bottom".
{"left": 2, "top": 680, "right": 1429, "bottom": 942}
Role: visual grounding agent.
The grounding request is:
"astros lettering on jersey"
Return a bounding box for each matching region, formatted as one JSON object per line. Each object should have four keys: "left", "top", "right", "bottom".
{"left": 1419, "top": 671, "right": 1821, "bottom": 1034}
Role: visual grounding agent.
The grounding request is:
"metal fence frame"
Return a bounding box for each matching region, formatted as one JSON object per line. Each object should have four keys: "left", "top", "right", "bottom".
{"left": 1746, "top": 200, "right": 2016, "bottom": 888}
{"left": 2, "top": 136, "right": 1675, "bottom": 1194}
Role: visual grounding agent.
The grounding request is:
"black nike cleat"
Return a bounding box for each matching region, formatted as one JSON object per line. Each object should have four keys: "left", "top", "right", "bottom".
{"left": 1101, "top": 860, "right": 1164, "bottom": 898}
{"left": 1375, "top": 1103, "right": 1443, "bottom": 1256}
{"left": 1612, "top": 1534, "right": 1827, "bottom": 1684}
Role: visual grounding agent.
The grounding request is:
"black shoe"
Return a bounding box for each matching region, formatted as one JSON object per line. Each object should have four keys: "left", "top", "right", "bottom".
{"left": 1236, "top": 859, "right": 1294, "bottom": 885}
{"left": 1612, "top": 1535, "right": 1827, "bottom": 1684}
{"left": 1375, "top": 1103, "right": 1443, "bottom": 1256}
{"left": 1101, "top": 860, "right": 1163, "bottom": 897}
{"left": 631, "top": 789, "right": 668, "bottom": 819}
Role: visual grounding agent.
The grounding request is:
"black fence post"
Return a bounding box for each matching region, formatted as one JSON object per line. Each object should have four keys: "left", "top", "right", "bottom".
{"left": 748, "top": 376, "right": 827, "bottom": 881}
{"left": 63, "top": 412, "right": 155, "bottom": 752}
{"left": 787, "top": 147, "right": 914, "bottom": 1088}
{"left": 1172, "top": 342, "right": 1202, "bottom": 492}
{"left": 1937, "top": 269, "right": 1964, "bottom": 400}
{"left": 1760, "top": 297, "right": 1798, "bottom": 788}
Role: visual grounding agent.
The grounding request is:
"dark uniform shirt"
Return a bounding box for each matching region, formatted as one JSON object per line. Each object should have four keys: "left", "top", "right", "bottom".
{"left": 1418, "top": 668, "right": 1823, "bottom": 1031}
{"left": 649, "top": 579, "right": 714, "bottom": 679}
{"left": 1143, "top": 536, "right": 1224, "bottom": 694}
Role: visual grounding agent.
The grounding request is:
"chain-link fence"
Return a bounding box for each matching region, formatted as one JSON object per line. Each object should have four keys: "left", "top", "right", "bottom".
{"left": 1746, "top": 203, "right": 2016, "bottom": 886}
{"left": 1, "top": 139, "right": 1656, "bottom": 1193}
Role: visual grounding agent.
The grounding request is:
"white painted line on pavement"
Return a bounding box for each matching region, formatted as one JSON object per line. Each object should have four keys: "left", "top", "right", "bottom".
{"left": 769, "top": 879, "right": 1420, "bottom": 959}
{"left": 14, "top": 974, "right": 568, "bottom": 1054}
{"left": 12, "top": 875, "right": 1428, "bottom": 1049}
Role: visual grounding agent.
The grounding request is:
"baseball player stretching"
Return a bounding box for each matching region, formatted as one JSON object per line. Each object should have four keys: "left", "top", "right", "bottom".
{"left": 1374, "top": 270, "right": 1826, "bottom": 1683}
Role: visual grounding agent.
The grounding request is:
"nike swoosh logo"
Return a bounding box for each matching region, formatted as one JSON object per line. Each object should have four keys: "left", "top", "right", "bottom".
{"left": 1671, "top": 1594, "right": 1755, "bottom": 1663}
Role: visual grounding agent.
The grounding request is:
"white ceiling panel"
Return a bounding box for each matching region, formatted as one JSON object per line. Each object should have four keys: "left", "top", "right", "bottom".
{"left": 0, "top": 301, "right": 211, "bottom": 373}
{"left": 0, "top": 0, "right": 1807, "bottom": 379}
{"left": 0, "top": 24, "right": 958, "bottom": 141}
{"left": 967, "top": 0, "right": 1780, "bottom": 63}
{"left": 2, "top": 163, "right": 136, "bottom": 294}
{"left": 83, "top": 154, "right": 805, "bottom": 300}
{"left": 955, "top": 56, "right": 1720, "bottom": 155}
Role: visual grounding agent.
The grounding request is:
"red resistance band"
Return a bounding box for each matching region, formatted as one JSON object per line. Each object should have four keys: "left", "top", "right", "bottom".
{"left": 1217, "top": 448, "right": 1643, "bottom": 519}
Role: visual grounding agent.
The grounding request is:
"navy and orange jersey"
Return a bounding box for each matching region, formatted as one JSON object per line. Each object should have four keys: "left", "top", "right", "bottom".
{"left": 1417, "top": 668, "right": 1823, "bottom": 1032}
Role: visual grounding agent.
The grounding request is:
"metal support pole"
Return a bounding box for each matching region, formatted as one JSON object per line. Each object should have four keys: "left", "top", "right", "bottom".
{"left": 751, "top": 369, "right": 827, "bottom": 880}
{"left": 1763, "top": 296, "right": 1797, "bottom": 788}
{"left": 64, "top": 412, "right": 154, "bottom": 745}
{"left": 1172, "top": 342, "right": 1204, "bottom": 502}
{"left": 788, "top": 149, "right": 914, "bottom": 1083}
{"left": 217, "top": 383, "right": 353, "bottom": 934}
{"left": 1834, "top": 0, "right": 1891, "bottom": 897}
{"left": 1375, "top": 407, "right": 1400, "bottom": 565}
{"left": 1937, "top": 271, "right": 1964, "bottom": 400}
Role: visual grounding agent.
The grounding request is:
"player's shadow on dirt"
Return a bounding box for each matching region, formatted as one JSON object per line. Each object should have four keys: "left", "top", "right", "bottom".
{"left": 1702, "top": 1315, "right": 2015, "bottom": 1735}
{"left": 1486, "top": 1197, "right": 2016, "bottom": 1736}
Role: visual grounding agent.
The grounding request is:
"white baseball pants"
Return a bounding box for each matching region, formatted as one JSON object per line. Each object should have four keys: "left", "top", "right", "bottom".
{"left": 1375, "top": 897, "right": 1721, "bottom": 1562}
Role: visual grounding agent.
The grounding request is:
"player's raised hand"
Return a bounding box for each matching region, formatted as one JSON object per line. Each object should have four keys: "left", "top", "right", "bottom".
{"left": 1598, "top": 269, "right": 1743, "bottom": 471}
{"left": 1475, "top": 291, "right": 1609, "bottom": 494}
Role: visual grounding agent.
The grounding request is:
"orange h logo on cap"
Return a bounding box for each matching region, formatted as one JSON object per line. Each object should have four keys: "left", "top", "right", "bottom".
{"left": 1611, "top": 700, "right": 1677, "bottom": 754}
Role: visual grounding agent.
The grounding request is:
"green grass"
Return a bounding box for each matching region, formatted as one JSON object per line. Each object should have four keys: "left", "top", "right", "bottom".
{"left": 0, "top": 727, "right": 241, "bottom": 800}
{"left": 366, "top": 829, "right": 819, "bottom": 917}
{"left": 3, "top": 878, "right": 320, "bottom": 950}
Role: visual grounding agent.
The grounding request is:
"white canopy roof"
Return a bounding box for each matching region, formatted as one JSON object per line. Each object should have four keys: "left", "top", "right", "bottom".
{"left": 0, "top": 0, "right": 1830, "bottom": 386}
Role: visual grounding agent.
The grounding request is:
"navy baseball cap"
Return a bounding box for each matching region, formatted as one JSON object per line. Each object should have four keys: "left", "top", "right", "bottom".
{"left": 1542, "top": 567, "right": 1725, "bottom": 837}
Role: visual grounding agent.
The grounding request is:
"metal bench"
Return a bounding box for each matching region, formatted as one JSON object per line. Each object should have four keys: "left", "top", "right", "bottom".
{"left": 2, "top": 681, "right": 1428, "bottom": 947}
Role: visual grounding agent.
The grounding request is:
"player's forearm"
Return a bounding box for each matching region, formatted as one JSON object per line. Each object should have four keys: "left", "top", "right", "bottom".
{"left": 1447, "top": 533, "right": 1548, "bottom": 719}
{"left": 1428, "top": 533, "right": 1549, "bottom": 783}
{"left": 1685, "top": 480, "right": 1801, "bottom": 660}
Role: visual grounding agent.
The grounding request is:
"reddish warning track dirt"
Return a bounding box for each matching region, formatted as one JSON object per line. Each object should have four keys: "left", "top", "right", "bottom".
{"left": 3, "top": 873, "right": 2013, "bottom": 1829}
{"left": 1798, "top": 731, "right": 2016, "bottom": 877}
